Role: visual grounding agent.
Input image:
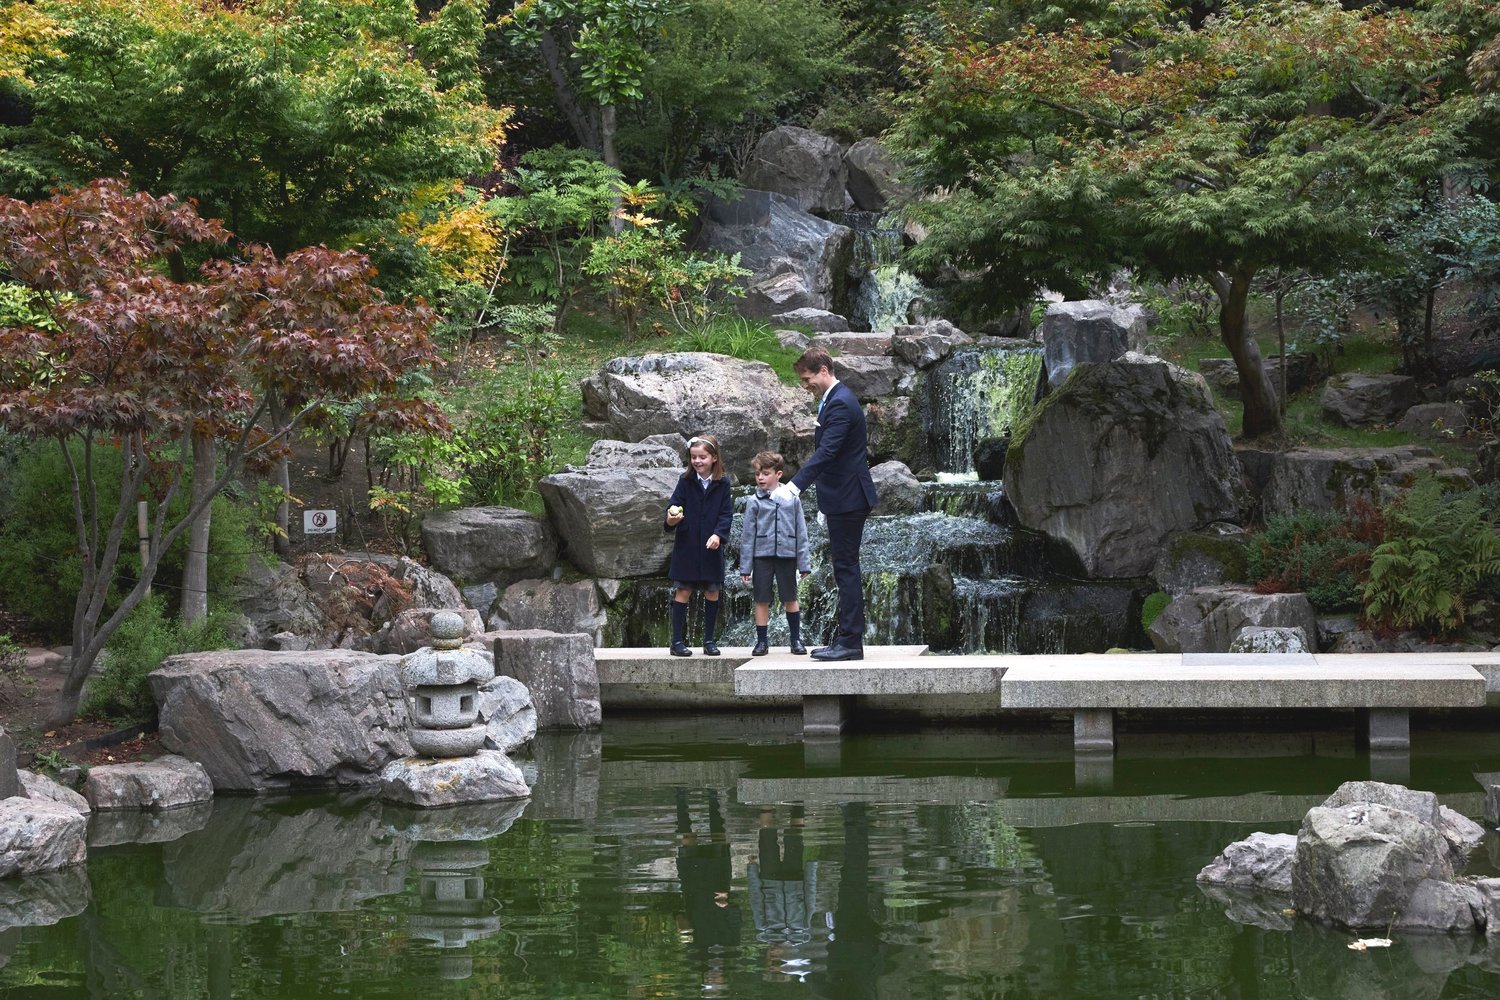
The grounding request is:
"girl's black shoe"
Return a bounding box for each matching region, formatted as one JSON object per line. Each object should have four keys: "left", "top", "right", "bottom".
{"left": 789, "top": 640, "right": 807, "bottom": 655}
{"left": 703, "top": 641, "right": 721, "bottom": 656}
{"left": 752, "top": 639, "right": 770, "bottom": 656}
{"left": 669, "top": 641, "right": 692, "bottom": 656}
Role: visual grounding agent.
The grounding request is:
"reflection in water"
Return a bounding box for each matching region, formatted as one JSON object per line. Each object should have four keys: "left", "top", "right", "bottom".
{"left": 674, "top": 789, "right": 741, "bottom": 989}
{"left": 4, "top": 727, "right": 1500, "bottom": 998}
{"left": 748, "top": 805, "right": 825, "bottom": 982}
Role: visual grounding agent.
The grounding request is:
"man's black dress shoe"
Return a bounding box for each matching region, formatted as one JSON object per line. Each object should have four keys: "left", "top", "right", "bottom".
{"left": 752, "top": 639, "right": 769, "bottom": 656}
{"left": 810, "top": 644, "right": 862, "bottom": 661}
{"left": 789, "top": 640, "right": 807, "bottom": 655}
{"left": 669, "top": 641, "right": 692, "bottom": 656}
{"left": 703, "top": 641, "right": 721, "bottom": 656}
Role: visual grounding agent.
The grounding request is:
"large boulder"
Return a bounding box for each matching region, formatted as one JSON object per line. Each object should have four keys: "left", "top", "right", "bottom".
{"left": 892, "top": 319, "right": 973, "bottom": 369}
{"left": 1294, "top": 799, "right": 1453, "bottom": 929}
{"left": 17, "top": 771, "right": 89, "bottom": 816}
{"left": 474, "top": 671, "right": 538, "bottom": 753}
{"left": 0, "top": 799, "right": 86, "bottom": 877}
{"left": 695, "top": 191, "right": 853, "bottom": 318}
{"left": 1260, "top": 446, "right": 1458, "bottom": 519}
{"left": 489, "top": 576, "right": 608, "bottom": 645}
{"left": 420, "top": 507, "right": 557, "bottom": 589}
{"left": 1040, "top": 300, "right": 1149, "bottom": 389}
{"left": 233, "top": 556, "right": 337, "bottom": 650}
{"left": 150, "top": 648, "right": 411, "bottom": 792}
{"left": 581, "top": 353, "right": 813, "bottom": 478}
{"left": 1197, "top": 831, "right": 1297, "bottom": 893}
{"left": 844, "top": 137, "right": 909, "bottom": 212}
{"left": 493, "top": 630, "right": 600, "bottom": 730}
{"left": 82, "top": 756, "right": 213, "bottom": 811}
{"left": 584, "top": 439, "right": 683, "bottom": 470}
{"left": 380, "top": 750, "right": 530, "bottom": 808}
{"left": 1397, "top": 402, "right": 1470, "bottom": 439}
{"left": 870, "top": 461, "right": 923, "bottom": 515}
{"left": 740, "top": 126, "right": 848, "bottom": 214}
{"left": 1151, "top": 525, "right": 1250, "bottom": 597}
{"left": 538, "top": 467, "right": 683, "bottom": 578}
{"left": 1322, "top": 373, "right": 1422, "bottom": 427}
{"left": 1004, "top": 355, "right": 1243, "bottom": 579}
{"left": 833, "top": 354, "right": 908, "bottom": 400}
{"left": 773, "top": 307, "right": 849, "bottom": 332}
{"left": 1148, "top": 587, "right": 1318, "bottom": 653}
{"left": 812, "top": 331, "right": 892, "bottom": 357}
{"left": 1199, "top": 353, "right": 1325, "bottom": 402}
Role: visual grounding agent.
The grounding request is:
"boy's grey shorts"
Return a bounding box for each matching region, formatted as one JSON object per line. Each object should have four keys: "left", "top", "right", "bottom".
{"left": 751, "top": 557, "right": 798, "bottom": 604}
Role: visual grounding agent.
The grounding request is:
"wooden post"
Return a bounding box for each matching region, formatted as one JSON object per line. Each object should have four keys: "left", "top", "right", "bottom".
{"left": 137, "top": 500, "right": 151, "bottom": 598}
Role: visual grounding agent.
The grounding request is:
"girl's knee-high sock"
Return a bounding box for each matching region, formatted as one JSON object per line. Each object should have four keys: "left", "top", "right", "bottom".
{"left": 671, "top": 600, "right": 689, "bottom": 646}
{"left": 756, "top": 624, "right": 769, "bottom": 643}
{"left": 703, "top": 599, "right": 720, "bottom": 643}
{"left": 787, "top": 611, "right": 801, "bottom": 645}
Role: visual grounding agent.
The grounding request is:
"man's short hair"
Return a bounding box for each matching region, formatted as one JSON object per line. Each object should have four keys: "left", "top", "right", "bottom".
{"left": 750, "top": 451, "right": 785, "bottom": 474}
{"left": 793, "top": 347, "right": 833, "bottom": 375}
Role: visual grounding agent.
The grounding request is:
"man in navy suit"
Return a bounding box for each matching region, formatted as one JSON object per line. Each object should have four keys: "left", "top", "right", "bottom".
{"left": 771, "top": 347, "right": 879, "bottom": 661}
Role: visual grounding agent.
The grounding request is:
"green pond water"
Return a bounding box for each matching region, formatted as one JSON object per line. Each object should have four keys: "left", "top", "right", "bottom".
{"left": 6, "top": 716, "right": 1500, "bottom": 999}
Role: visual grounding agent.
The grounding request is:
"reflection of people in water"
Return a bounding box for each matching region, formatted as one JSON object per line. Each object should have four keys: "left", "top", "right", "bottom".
{"left": 811, "top": 802, "right": 884, "bottom": 999}
{"left": 676, "top": 789, "right": 743, "bottom": 959}
{"left": 748, "top": 806, "right": 824, "bottom": 981}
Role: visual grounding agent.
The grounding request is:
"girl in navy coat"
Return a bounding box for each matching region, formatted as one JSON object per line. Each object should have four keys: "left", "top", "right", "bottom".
{"left": 664, "top": 434, "right": 734, "bottom": 656}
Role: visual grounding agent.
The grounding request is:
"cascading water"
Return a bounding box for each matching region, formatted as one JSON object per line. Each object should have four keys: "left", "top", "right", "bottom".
{"left": 920, "top": 346, "right": 1047, "bottom": 476}
{"left": 830, "top": 209, "right": 927, "bottom": 331}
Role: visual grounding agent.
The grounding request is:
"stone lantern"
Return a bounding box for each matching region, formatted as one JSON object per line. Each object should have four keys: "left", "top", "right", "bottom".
{"left": 382, "top": 612, "right": 531, "bottom": 808}
{"left": 401, "top": 611, "right": 490, "bottom": 758}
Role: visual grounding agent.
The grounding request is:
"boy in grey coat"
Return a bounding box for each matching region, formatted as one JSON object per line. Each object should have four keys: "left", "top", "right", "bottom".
{"left": 739, "top": 451, "right": 812, "bottom": 655}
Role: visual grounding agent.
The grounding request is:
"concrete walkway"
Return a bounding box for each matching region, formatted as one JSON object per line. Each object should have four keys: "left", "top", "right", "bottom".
{"left": 595, "top": 646, "right": 1500, "bottom": 752}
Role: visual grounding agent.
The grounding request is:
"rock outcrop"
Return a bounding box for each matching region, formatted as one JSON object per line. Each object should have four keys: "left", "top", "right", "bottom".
{"left": 151, "top": 649, "right": 411, "bottom": 792}
{"left": 1005, "top": 355, "right": 1243, "bottom": 578}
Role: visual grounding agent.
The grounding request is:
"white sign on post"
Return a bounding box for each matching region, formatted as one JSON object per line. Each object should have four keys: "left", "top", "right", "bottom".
{"left": 303, "top": 509, "right": 337, "bottom": 535}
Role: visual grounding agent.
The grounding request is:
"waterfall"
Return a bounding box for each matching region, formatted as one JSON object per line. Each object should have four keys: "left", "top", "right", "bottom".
{"left": 831, "top": 209, "right": 927, "bottom": 331}
{"left": 920, "top": 346, "right": 1046, "bottom": 476}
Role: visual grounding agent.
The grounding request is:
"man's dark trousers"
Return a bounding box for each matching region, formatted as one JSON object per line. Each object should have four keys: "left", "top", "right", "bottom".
{"left": 826, "top": 509, "right": 869, "bottom": 649}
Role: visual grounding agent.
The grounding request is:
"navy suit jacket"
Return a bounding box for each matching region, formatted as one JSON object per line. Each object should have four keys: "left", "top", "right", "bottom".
{"left": 791, "top": 380, "right": 878, "bottom": 515}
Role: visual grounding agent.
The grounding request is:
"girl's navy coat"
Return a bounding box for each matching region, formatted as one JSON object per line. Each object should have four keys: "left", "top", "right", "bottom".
{"left": 665, "top": 473, "right": 734, "bottom": 584}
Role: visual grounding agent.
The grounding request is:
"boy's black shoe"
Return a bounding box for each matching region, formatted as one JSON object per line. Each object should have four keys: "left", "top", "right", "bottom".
{"left": 669, "top": 641, "right": 692, "bottom": 657}
{"left": 703, "top": 641, "right": 721, "bottom": 656}
{"left": 752, "top": 639, "right": 770, "bottom": 656}
{"left": 790, "top": 640, "right": 807, "bottom": 655}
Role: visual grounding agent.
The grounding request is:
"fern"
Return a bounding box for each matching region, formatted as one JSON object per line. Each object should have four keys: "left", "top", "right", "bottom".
{"left": 1361, "top": 477, "right": 1500, "bottom": 635}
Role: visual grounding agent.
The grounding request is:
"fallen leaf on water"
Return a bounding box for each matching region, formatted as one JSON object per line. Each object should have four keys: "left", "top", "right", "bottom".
{"left": 1348, "top": 938, "right": 1393, "bottom": 951}
{"left": 43, "top": 730, "right": 54, "bottom": 737}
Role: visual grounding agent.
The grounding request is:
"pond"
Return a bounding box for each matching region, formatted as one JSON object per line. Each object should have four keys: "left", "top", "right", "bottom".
{"left": 5, "top": 716, "right": 1500, "bottom": 999}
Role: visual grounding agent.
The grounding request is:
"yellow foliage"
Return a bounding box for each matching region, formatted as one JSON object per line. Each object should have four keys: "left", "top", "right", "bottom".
{"left": 417, "top": 201, "right": 503, "bottom": 283}
{"left": 0, "top": 2, "right": 64, "bottom": 84}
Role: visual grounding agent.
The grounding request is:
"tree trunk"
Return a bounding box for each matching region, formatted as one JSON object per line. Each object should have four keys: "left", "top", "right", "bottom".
{"left": 538, "top": 28, "right": 598, "bottom": 151}
{"left": 181, "top": 431, "right": 215, "bottom": 625}
{"left": 1209, "top": 267, "right": 1281, "bottom": 438}
{"left": 269, "top": 394, "right": 291, "bottom": 558}
{"left": 601, "top": 103, "right": 625, "bottom": 234}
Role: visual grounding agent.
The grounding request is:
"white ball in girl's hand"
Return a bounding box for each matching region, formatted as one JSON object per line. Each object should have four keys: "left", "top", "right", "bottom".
{"left": 667, "top": 505, "right": 684, "bottom": 517}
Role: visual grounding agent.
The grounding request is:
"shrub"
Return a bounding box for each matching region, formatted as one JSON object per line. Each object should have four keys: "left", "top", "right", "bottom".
{"left": 84, "top": 596, "right": 234, "bottom": 724}
{"left": 0, "top": 633, "right": 33, "bottom": 706}
{"left": 1246, "top": 505, "right": 1383, "bottom": 612}
{"left": 1362, "top": 477, "right": 1500, "bottom": 635}
{"left": 0, "top": 440, "right": 257, "bottom": 639}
